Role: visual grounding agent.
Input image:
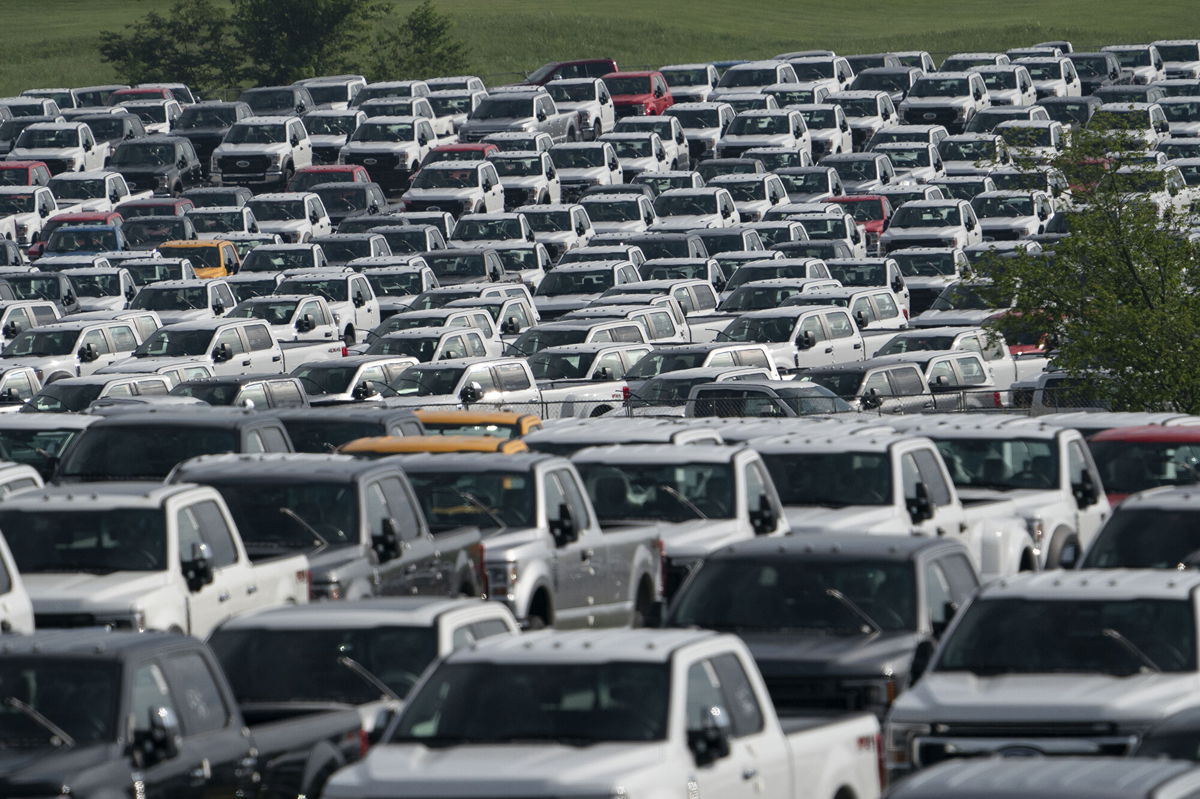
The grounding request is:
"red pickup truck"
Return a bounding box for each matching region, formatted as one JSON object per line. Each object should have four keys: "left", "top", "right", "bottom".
{"left": 420, "top": 143, "right": 499, "bottom": 168}
{"left": 829, "top": 194, "right": 894, "bottom": 252}
{"left": 0, "top": 161, "right": 52, "bottom": 187}
{"left": 602, "top": 71, "right": 674, "bottom": 118}
{"left": 289, "top": 164, "right": 372, "bottom": 192}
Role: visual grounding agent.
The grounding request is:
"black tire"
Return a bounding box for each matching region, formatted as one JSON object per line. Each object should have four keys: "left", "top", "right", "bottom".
{"left": 281, "top": 162, "right": 294, "bottom": 189}
{"left": 343, "top": 327, "right": 355, "bottom": 346}
{"left": 591, "top": 121, "right": 602, "bottom": 141}
{"left": 526, "top": 590, "right": 552, "bottom": 629}
{"left": 630, "top": 578, "right": 655, "bottom": 628}
{"left": 567, "top": 126, "right": 579, "bottom": 142}
{"left": 1046, "top": 527, "right": 1080, "bottom": 568}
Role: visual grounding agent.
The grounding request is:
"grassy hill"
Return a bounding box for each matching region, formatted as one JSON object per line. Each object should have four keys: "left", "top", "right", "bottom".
{"left": 2, "top": 0, "right": 1198, "bottom": 95}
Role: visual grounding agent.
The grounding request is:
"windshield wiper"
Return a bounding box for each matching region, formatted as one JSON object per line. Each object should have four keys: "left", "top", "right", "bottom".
{"left": 1101, "top": 628, "right": 1161, "bottom": 673}
{"left": 2, "top": 696, "right": 75, "bottom": 748}
{"left": 454, "top": 489, "right": 507, "bottom": 529}
{"left": 278, "top": 507, "right": 330, "bottom": 553}
{"left": 823, "top": 588, "right": 882, "bottom": 636}
{"left": 657, "top": 483, "right": 707, "bottom": 520}
{"left": 336, "top": 655, "right": 401, "bottom": 701}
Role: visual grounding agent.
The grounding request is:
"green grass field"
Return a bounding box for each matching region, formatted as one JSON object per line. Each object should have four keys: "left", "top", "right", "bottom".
{"left": 2, "top": 0, "right": 1199, "bottom": 95}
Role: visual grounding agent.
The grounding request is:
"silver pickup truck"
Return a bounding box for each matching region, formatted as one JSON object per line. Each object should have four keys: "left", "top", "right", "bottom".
{"left": 391, "top": 451, "right": 662, "bottom": 629}
{"left": 527, "top": 341, "right": 651, "bottom": 418}
{"left": 458, "top": 90, "right": 581, "bottom": 144}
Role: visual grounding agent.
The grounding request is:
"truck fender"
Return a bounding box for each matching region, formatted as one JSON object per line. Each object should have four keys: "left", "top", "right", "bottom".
{"left": 977, "top": 519, "right": 1036, "bottom": 581}
{"left": 449, "top": 547, "right": 477, "bottom": 595}
{"left": 515, "top": 570, "right": 555, "bottom": 628}
{"left": 298, "top": 739, "right": 346, "bottom": 798}
{"left": 627, "top": 542, "right": 659, "bottom": 610}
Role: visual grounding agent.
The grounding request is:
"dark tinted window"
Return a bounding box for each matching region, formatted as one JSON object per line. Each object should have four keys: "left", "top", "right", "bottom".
{"left": 192, "top": 500, "right": 238, "bottom": 567}
{"left": 161, "top": 652, "right": 230, "bottom": 734}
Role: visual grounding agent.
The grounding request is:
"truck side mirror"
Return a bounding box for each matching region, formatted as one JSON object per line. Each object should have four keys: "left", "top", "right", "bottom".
{"left": 212, "top": 342, "right": 231, "bottom": 362}
{"left": 749, "top": 494, "right": 776, "bottom": 535}
{"left": 125, "top": 285, "right": 137, "bottom": 300}
{"left": 500, "top": 317, "right": 520, "bottom": 335}
{"left": 593, "top": 366, "right": 612, "bottom": 381}
{"left": 1, "top": 321, "right": 19, "bottom": 339}
{"left": 296, "top": 313, "right": 314, "bottom": 332}
{"left": 77, "top": 342, "right": 98, "bottom": 362}
{"left": 309, "top": 211, "right": 320, "bottom": 223}
{"left": 797, "top": 330, "right": 816, "bottom": 350}
{"left": 132, "top": 705, "right": 182, "bottom": 768}
{"left": 0, "top": 388, "right": 18, "bottom": 404}
{"left": 537, "top": 111, "right": 548, "bottom": 122}
{"left": 211, "top": 301, "right": 224, "bottom": 315}
{"left": 458, "top": 380, "right": 483, "bottom": 406}
{"left": 861, "top": 386, "right": 882, "bottom": 409}
{"left": 687, "top": 706, "right": 732, "bottom": 767}
{"left": 906, "top": 482, "right": 933, "bottom": 523}
{"left": 909, "top": 639, "right": 936, "bottom": 682}
{"left": 548, "top": 503, "right": 577, "bottom": 546}
{"left": 853, "top": 310, "right": 869, "bottom": 329}
{"left": 372, "top": 517, "right": 402, "bottom": 562}
{"left": 353, "top": 291, "right": 365, "bottom": 308}
{"left": 1073, "top": 472, "right": 1099, "bottom": 508}
{"left": 183, "top": 541, "right": 214, "bottom": 592}
{"left": 352, "top": 380, "right": 377, "bottom": 400}
{"left": 891, "top": 276, "right": 904, "bottom": 293}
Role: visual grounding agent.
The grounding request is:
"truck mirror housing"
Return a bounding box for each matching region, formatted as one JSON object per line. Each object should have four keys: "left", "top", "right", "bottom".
{"left": 77, "top": 343, "right": 98, "bottom": 363}
{"left": 501, "top": 317, "right": 520, "bottom": 335}
{"left": 212, "top": 343, "right": 231, "bottom": 362}
{"left": 183, "top": 541, "right": 214, "bottom": 592}
{"left": 906, "top": 482, "right": 934, "bottom": 523}
{"left": 459, "top": 381, "right": 483, "bottom": 406}
{"left": 910, "top": 639, "right": 936, "bottom": 682}
{"left": 353, "top": 292, "right": 366, "bottom": 308}
{"left": 797, "top": 330, "right": 816, "bottom": 350}
{"left": 687, "top": 706, "right": 732, "bottom": 766}
{"left": 352, "top": 380, "right": 376, "bottom": 400}
{"left": 749, "top": 494, "right": 776, "bottom": 535}
{"left": 548, "top": 503, "right": 577, "bottom": 547}
{"left": 593, "top": 366, "right": 612, "bottom": 381}
{"left": 372, "top": 517, "right": 403, "bottom": 562}
{"left": 132, "top": 705, "right": 182, "bottom": 768}
{"left": 1, "top": 321, "right": 20, "bottom": 339}
{"left": 1073, "top": 472, "right": 1099, "bottom": 509}
{"left": 296, "top": 314, "right": 314, "bottom": 333}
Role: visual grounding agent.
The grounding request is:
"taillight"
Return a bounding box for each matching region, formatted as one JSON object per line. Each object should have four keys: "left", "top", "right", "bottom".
{"left": 340, "top": 345, "right": 349, "bottom": 357}
{"left": 875, "top": 732, "right": 887, "bottom": 790}
{"left": 471, "top": 541, "right": 488, "bottom": 597}
{"left": 358, "top": 727, "right": 370, "bottom": 757}
{"left": 656, "top": 538, "right": 666, "bottom": 599}
{"left": 622, "top": 385, "right": 631, "bottom": 401}
{"left": 993, "top": 391, "right": 1002, "bottom": 408}
{"left": 297, "top": 569, "right": 311, "bottom": 599}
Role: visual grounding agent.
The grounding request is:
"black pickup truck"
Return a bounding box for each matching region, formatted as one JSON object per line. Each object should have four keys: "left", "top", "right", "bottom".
{"left": 0, "top": 629, "right": 363, "bottom": 799}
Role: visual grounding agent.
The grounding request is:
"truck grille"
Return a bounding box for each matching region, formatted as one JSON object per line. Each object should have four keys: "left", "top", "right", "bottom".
{"left": 404, "top": 198, "right": 467, "bottom": 215}
{"left": 35, "top": 613, "right": 97, "bottom": 628}
{"left": 311, "top": 145, "right": 341, "bottom": 165}
{"left": 219, "top": 154, "right": 271, "bottom": 173}
{"left": 615, "top": 104, "right": 645, "bottom": 119}
{"left": 345, "top": 152, "right": 401, "bottom": 171}
{"left": 885, "top": 237, "right": 955, "bottom": 252}
{"left": 716, "top": 144, "right": 752, "bottom": 159}
{"left": 984, "top": 228, "right": 1022, "bottom": 241}
{"left": 903, "top": 107, "right": 960, "bottom": 126}
{"left": 915, "top": 723, "right": 1137, "bottom": 768}
{"left": 41, "top": 158, "right": 75, "bottom": 175}
{"left": 503, "top": 187, "right": 536, "bottom": 209}
{"left": 124, "top": 174, "right": 157, "bottom": 193}
{"left": 761, "top": 675, "right": 874, "bottom": 714}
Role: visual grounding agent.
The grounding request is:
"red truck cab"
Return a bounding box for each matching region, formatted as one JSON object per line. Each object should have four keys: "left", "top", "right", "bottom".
{"left": 0, "top": 161, "right": 52, "bottom": 187}
{"left": 602, "top": 71, "right": 674, "bottom": 118}
{"left": 829, "top": 194, "right": 894, "bottom": 249}
{"left": 420, "top": 143, "right": 499, "bottom": 168}
{"left": 523, "top": 59, "right": 619, "bottom": 86}
{"left": 28, "top": 211, "right": 123, "bottom": 259}
{"left": 1087, "top": 425, "right": 1200, "bottom": 505}
{"left": 289, "top": 164, "right": 372, "bottom": 192}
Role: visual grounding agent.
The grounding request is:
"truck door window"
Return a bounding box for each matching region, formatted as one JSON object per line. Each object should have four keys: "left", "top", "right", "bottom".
{"left": 594, "top": 351, "right": 625, "bottom": 378}
{"left": 130, "top": 663, "right": 179, "bottom": 736}
{"left": 874, "top": 293, "right": 899, "bottom": 320}
{"left": 463, "top": 334, "right": 486, "bottom": 358}
{"left": 711, "top": 653, "right": 765, "bottom": 736}
{"left": 496, "top": 363, "right": 532, "bottom": 391}
{"left": 238, "top": 383, "right": 270, "bottom": 408}
{"left": 1067, "top": 440, "right": 1094, "bottom": 490}
{"left": 556, "top": 469, "right": 593, "bottom": 529}
{"left": 244, "top": 430, "right": 266, "bottom": 453}
{"left": 888, "top": 367, "right": 927, "bottom": 397}
{"left": 863, "top": 371, "right": 891, "bottom": 397}
{"left": 929, "top": 359, "right": 957, "bottom": 387}
{"left": 901, "top": 453, "right": 921, "bottom": 502}
{"left": 913, "top": 449, "right": 953, "bottom": 506}
{"left": 192, "top": 500, "right": 239, "bottom": 567}
{"left": 451, "top": 625, "right": 475, "bottom": 648}
{"left": 543, "top": 472, "right": 568, "bottom": 527}
{"left": 161, "top": 652, "right": 230, "bottom": 734}
{"left": 80, "top": 329, "right": 110, "bottom": 355}
{"left": 107, "top": 383, "right": 134, "bottom": 398}
{"left": 110, "top": 325, "right": 137, "bottom": 351}
{"left": 2, "top": 370, "right": 32, "bottom": 399}
{"left": 259, "top": 425, "right": 289, "bottom": 450}
{"left": 269, "top": 380, "right": 304, "bottom": 406}
{"left": 364, "top": 481, "right": 392, "bottom": 538}
{"left": 465, "top": 366, "right": 497, "bottom": 391}
{"left": 176, "top": 505, "right": 204, "bottom": 561}
{"left": 939, "top": 553, "right": 979, "bottom": 602}
{"left": 824, "top": 312, "right": 854, "bottom": 338}
{"left": 380, "top": 476, "right": 424, "bottom": 540}
{"left": 690, "top": 285, "right": 718, "bottom": 311}
{"left": 612, "top": 325, "right": 643, "bottom": 343}
{"left": 685, "top": 660, "right": 726, "bottom": 729}
{"left": 924, "top": 561, "right": 954, "bottom": 627}
{"left": 243, "top": 325, "right": 273, "bottom": 351}
{"left": 851, "top": 297, "right": 877, "bottom": 323}
{"left": 471, "top": 618, "right": 512, "bottom": 638}
{"left": 215, "top": 328, "right": 247, "bottom": 355}
{"left": 136, "top": 378, "right": 170, "bottom": 396}
{"left": 956, "top": 356, "right": 987, "bottom": 385}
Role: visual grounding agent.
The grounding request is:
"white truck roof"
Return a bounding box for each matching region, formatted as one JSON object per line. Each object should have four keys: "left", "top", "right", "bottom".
{"left": 448, "top": 628, "right": 720, "bottom": 665}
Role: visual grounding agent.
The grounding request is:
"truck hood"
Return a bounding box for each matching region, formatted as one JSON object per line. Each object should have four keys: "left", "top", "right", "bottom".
{"left": 461, "top": 119, "right": 538, "bottom": 134}
{"left": 943, "top": 161, "right": 993, "bottom": 176}
{"left": 986, "top": 89, "right": 1025, "bottom": 105}
{"left": 310, "top": 134, "right": 349, "bottom": 148}
{"left": 403, "top": 187, "right": 482, "bottom": 201}
{"left": 24, "top": 571, "right": 170, "bottom": 611}
{"left": 3, "top": 355, "right": 74, "bottom": 374}
{"left": 0, "top": 743, "right": 119, "bottom": 794}
{"left": 155, "top": 309, "right": 215, "bottom": 324}
{"left": 901, "top": 97, "right": 972, "bottom": 111}
{"left": 591, "top": 220, "right": 646, "bottom": 234}
{"left": 720, "top": 134, "right": 795, "bottom": 148}
{"left": 557, "top": 166, "right": 609, "bottom": 181}
{"left": 911, "top": 309, "right": 1000, "bottom": 327}
{"left": 784, "top": 504, "right": 908, "bottom": 534}
{"left": 499, "top": 175, "right": 547, "bottom": 189}
{"left": 746, "top": 629, "right": 924, "bottom": 677}
{"left": 651, "top": 214, "right": 721, "bottom": 230}
{"left": 883, "top": 226, "right": 965, "bottom": 244}
{"left": 8, "top": 148, "right": 81, "bottom": 162}
{"left": 108, "top": 354, "right": 207, "bottom": 371}
{"left": 214, "top": 141, "right": 292, "bottom": 157}
{"left": 114, "top": 164, "right": 175, "bottom": 179}
{"left": 325, "top": 741, "right": 668, "bottom": 798}
{"left": 1031, "top": 79, "right": 1067, "bottom": 96}
{"left": 341, "top": 142, "right": 420, "bottom": 157}
{"left": 76, "top": 296, "right": 127, "bottom": 312}
{"left": 533, "top": 295, "right": 592, "bottom": 317}
{"left": 257, "top": 219, "right": 312, "bottom": 235}
{"left": 979, "top": 216, "right": 1039, "bottom": 235}
{"left": 954, "top": 487, "right": 1065, "bottom": 520}
{"left": 893, "top": 672, "right": 1200, "bottom": 724}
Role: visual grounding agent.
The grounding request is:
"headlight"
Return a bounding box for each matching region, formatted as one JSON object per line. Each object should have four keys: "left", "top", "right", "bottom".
{"left": 843, "top": 675, "right": 898, "bottom": 707}
{"left": 885, "top": 721, "right": 930, "bottom": 768}
{"left": 210, "top": 155, "right": 220, "bottom": 173}
{"left": 1027, "top": 517, "right": 1045, "bottom": 546}
{"left": 486, "top": 562, "right": 518, "bottom": 591}
{"left": 311, "top": 579, "right": 342, "bottom": 600}
{"left": 156, "top": 174, "right": 172, "bottom": 188}
{"left": 96, "top": 610, "right": 146, "bottom": 632}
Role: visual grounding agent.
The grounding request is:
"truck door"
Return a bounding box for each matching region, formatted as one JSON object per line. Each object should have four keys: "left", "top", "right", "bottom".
{"left": 350, "top": 275, "right": 379, "bottom": 332}
{"left": 821, "top": 309, "right": 864, "bottom": 363}
{"left": 242, "top": 323, "right": 283, "bottom": 373}
{"left": 545, "top": 469, "right": 597, "bottom": 627}
{"left": 1067, "top": 438, "right": 1109, "bottom": 557}
{"left": 367, "top": 476, "right": 437, "bottom": 596}
{"left": 908, "top": 448, "right": 967, "bottom": 542}
{"left": 130, "top": 661, "right": 203, "bottom": 799}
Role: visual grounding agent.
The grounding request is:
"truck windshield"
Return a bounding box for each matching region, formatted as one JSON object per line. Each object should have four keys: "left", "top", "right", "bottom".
{"left": 277, "top": 278, "right": 348, "bottom": 302}
{"left": 654, "top": 193, "right": 717, "bottom": 217}
{"left": 536, "top": 269, "right": 614, "bottom": 295}
{"left": 227, "top": 299, "right": 298, "bottom": 325}
{"left": 720, "top": 315, "right": 795, "bottom": 343}
{"left": 884, "top": 147, "right": 930, "bottom": 169}
{"left": 241, "top": 248, "right": 312, "bottom": 272}
{"left": 509, "top": 328, "right": 583, "bottom": 353}
{"left": 827, "top": 262, "right": 886, "bottom": 285}
{"left": 130, "top": 286, "right": 208, "bottom": 311}
{"left": 225, "top": 124, "right": 284, "bottom": 144}
{"left": 111, "top": 142, "right": 175, "bottom": 166}
{"left": 369, "top": 335, "right": 438, "bottom": 360}
{"left": 305, "top": 115, "right": 357, "bottom": 136}
{"left": 941, "top": 139, "right": 997, "bottom": 162}
{"left": 2, "top": 329, "right": 76, "bottom": 357}
{"left": 351, "top": 121, "right": 414, "bottom": 143}
{"left": 0, "top": 508, "right": 167, "bottom": 572}
{"left": 0, "top": 659, "right": 119, "bottom": 745}
{"left": 473, "top": 97, "right": 535, "bottom": 119}
{"left": 550, "top": 147, "right": 606, "bottom": 168}
{"left": 1087, "top": 440, "right": 1200, "bottom": 495}
{"left": 972, "top": 196, "right": 1034, "bottom": 217}
{"left": 720, "top": 285, "right": 804, "bottom": 312}
{"left": 411, "top": 167, "right": 478, "bottom": 190}
{"left": 188, "top": 211, "right": 242, "bottom": 233}
{"left": 575, "top": 462, "right": 736, "bottom": 521}
{"left": 211, "top": 626, "right": 436, "bottom": 704}
{"left": 778, "top": 171, "right": 830, "bottom": 194}
{"left": 203, "top": 481, "right": 358, "bottom": 554}
{"left": 57, "top": 425, "right": 240, "bottom": 480}
{"left": 367, "top": 271, "right": 422, "bottom": 296}
{"left": 910, "top": 78, "right": 971, "bottom": 97}
{"left": 393, "top": 661, "right": 668, "bottom": 744}
{"left": 247, "top": 200, "right": 307, "bottom": 222}
{"left": 422, "top": 252, "right": 486, "bottom": 280}
{"left": 625, "top": 351, "right": 704, "bottom": 379}
{"left": 176, "top": 106, "right": 238, "bottom": 129}
{"left": 1070, "top": 55, "right": 1111, "bottom": 76}
{"left": 672, "top": 557, "right": 916, "bottom": 631}
{"left": 1082, "top": 508, "right": 1200, "bottom": 568}
{"left": 406, "top": 469, "right": 535, "bottom": 529}
{"left": 602, "top": 76, "right": 651, "bottom": 96}
{"left": 490, "top": 155, "right": 542, "bottom": 177}
{"left": 158, "top": 245, "right": 221, "bottom": 269}
{"left": 719, "top": 69, "right": 779, "bottom": 88}
{"left": 931, "top": 436, "right": 1058, "bottom": 490}
{"left": 762, "top": 452, "right": 891, "bottom": 506}
{"left": 666, "top": 108, "right": 721, "bottom": 128}
{"left": 661, "top": 67, "right": 709, "bottom": 86}
{"left": 929, "top": 283, "right": 1002, "bottom": 311}
{"left": 46, "top": 228, "right": 117, "bottom": 253}
{"left": 124, "top": 218, "right": 189, "bottom": 247}
{"left": 16, "top": 128, "right": 77, "bottom": 148}
{"left": 1023, "top": 62, "right": 1064, "bottom": 81}
{"left": 429, "top": 95, "right": 473, "bottom": 115}
{"left": 876, "top": 334, "right": 957, "bottom": 355}
{"left": 546, "top": 83, "right": 595, "bottom": 103}
{"left": 26, "top": 383, "right": 104, "bottom": 413}
{"left": 134, "top": 328, "right": 212, "bottom": 357}
{"left": 453, "top": 217, "right": 523, "bottom": 240}
{"left": 391, "top": 366, "right": 463, "bottom": 396}
{"left": 527, "top": 351, "right": 594, "bottom": 380}
{"left": 291, "top": 364, "right": 358, "bottom": 395}
{"left": 0, "top": 193, "right": 35, "bottom": 215}
{"left": 583, "top": 198, "right": 641, "bottom": 221}
{"left": 0, "top": 428, "right": 78, "bottom": 474}
{"left": 936, "top": 597, "right": 1196, "bottom": 675}
{"left": 1110, "top": 49, "right": 1153, "bottom": 68}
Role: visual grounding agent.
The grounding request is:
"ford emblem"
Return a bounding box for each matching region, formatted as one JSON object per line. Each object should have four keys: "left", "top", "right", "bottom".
{"left": 236, "top": 160, "right": 249, "bottom": 167}
{"left": 428, "top": 206, "right": 441, "bottom": 211}
{"left": 923, "top": 113, "right": 936, "bottom": 120}
{"left": 998, "top": 745, "right": 1042, "bottom": 758}
{"left": 364, "top": 158, "right": 377, "bottom": 165}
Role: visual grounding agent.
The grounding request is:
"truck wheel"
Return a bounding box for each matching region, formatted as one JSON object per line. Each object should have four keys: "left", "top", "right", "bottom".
{"left": 1020, "top": 549, "right": 1037, "bottom": 571}
{"left": 527, "top": 590, "right": 552, "bottom": 629}
{"left": 282, "top": 163, "right": 294, "bottom": 189}
{"left": 630, "top": 578, "right": 655, "bottom": 627}
{"left": 1046, "top": 527, "right": 1080, "bottom": 568}
{"left": 591, "top": 121, "right": 602, "bottom": 141}
{"left": 567, "top": 126, "right": 578, "bottom": 142}
{"left": 343, "top": 326, "right": 355, "bottom": 346}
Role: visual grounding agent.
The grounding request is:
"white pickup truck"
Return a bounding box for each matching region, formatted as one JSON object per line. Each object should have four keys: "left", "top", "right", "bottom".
{"left": 322, "top": 629, "right": 883, "bottom": 799}
{"left": 873, "top": 326, "right": 1049, "bottom": 396}
{"left": 0, "top": 482, "right": 309, "bottom": 638}
{"left": 528, "top": 341, "right": 651, "bottom": 418}
{"left": 755, "top": 430, "right": 1037, "bottom": 579}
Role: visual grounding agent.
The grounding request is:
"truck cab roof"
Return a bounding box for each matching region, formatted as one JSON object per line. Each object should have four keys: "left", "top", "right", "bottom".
{"left": 217, "top": 596, "right": 503, "bottom": 631}
{"left": 447, "top": 628, "right": 721, "bottom": 665}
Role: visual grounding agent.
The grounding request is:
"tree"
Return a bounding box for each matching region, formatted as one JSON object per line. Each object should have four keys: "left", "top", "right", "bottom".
{"left": 370, "top": 0, "right": 468, "bottom": 80}
{"left": 98, "top": 0, "right": 239, "bottom": 96}
{"left": 976, "top": 115, "right": 1200, "bottom": 412}
{"left": 230, "top": 0, "right": 389, "bottom": 85}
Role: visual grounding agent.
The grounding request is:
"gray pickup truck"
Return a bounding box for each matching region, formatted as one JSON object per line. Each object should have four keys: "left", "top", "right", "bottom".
{"left": 458, "top": 90, "right": 581, "bottom": 144}
{"left": 168, "top": 453, "right": 485, "bottom": 601}
{"left": 392, "top": 451, "right": 662, "bottom": 629}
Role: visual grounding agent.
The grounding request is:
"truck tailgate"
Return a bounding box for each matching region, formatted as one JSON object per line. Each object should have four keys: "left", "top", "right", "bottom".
{"left": 783, "top": 712, "right": 882, "bottom": 799}
{"left": 248, "top": 551, "right": 311, "bottom": 605}
{"left": 281, "top": 340, "right": 347, "bottom": 371}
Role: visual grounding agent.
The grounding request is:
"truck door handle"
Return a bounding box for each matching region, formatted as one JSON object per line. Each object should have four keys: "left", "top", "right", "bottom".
{"left": 272, "top": 354, "right": 282, "bottom": 361}
{"left": 742, "top": 768, "right": 758, "bottom": 781}
{"left": 219, "top": 591, "right": 231, "bottom": 602}
{"left": 824, "top": 346, "right": 833, "bottom": 353}
{"left": 246, "top": 585, "right": 258, "bottom": 595}
{"left": 241, "top": 359, "right": 251, "bottom": 366}
{"left": 853, "top": 342, "right": 863, "bottom": 349}
{"left": 935, "top": 528, "right": 947, "bottom": 537}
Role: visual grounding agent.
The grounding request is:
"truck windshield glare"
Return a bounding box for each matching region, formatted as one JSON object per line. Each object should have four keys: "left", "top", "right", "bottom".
{"left": 0, "top": 509, "right": 167, "bottom": 572}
